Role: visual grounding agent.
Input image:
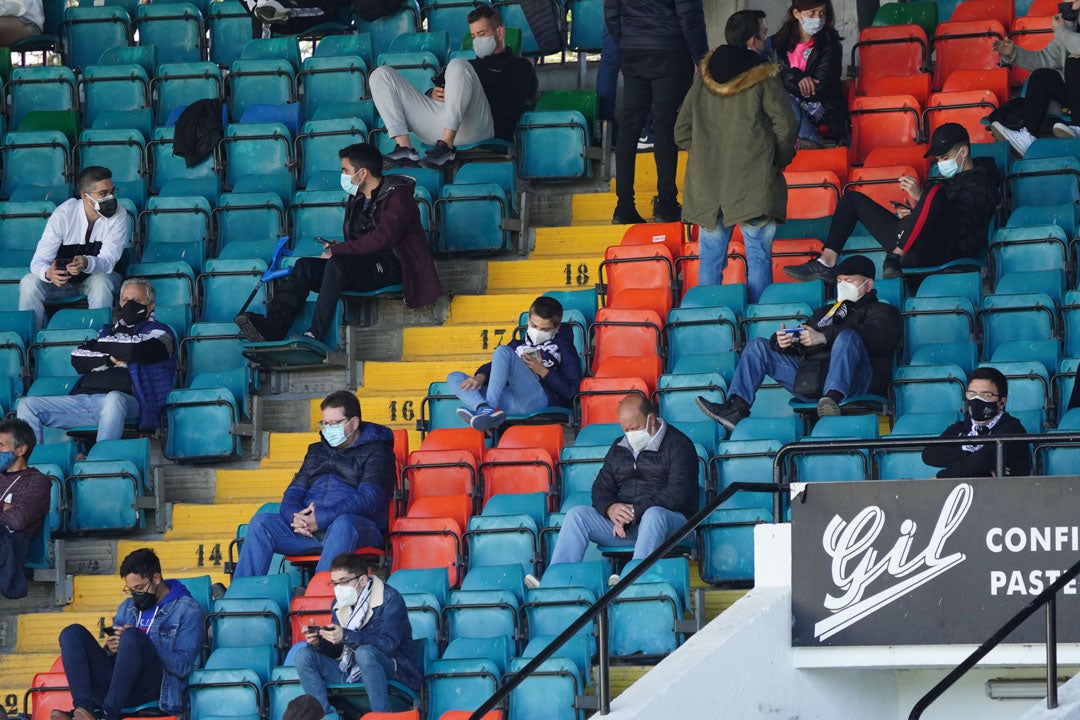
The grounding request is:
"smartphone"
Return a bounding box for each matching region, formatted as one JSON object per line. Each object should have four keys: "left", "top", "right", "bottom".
{"left": 315, "top": 236, "right": 342, "bottom": 245}
{"left": 1060, "top": 2, "right": 1078, "bottom": 20}
{"left": 103, "top": 626, "right": 117, "bottom": 636}
{"left": 890, "top": 200, "right": 911, "bottom": 210}
{"left": 782, "top": 328, "right": 802, "bottom": 335}
{"left": 522, "top": 348, "right": 541, "bottom": 362}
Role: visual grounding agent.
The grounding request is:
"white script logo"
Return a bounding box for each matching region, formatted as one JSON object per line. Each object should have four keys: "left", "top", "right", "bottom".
{"left": 814, "top": 483, "right": 973, "bottom": 641}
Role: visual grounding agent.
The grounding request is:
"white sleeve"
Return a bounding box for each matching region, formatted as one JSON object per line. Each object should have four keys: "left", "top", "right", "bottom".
{"left": 84, "top": 206, "right": 129, "bottom": 276}
{"left": 29, "top": 205, "right": 70, "bottom": 282}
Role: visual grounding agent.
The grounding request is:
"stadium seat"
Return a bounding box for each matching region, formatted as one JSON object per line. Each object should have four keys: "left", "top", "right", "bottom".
{"left": 932, "top": 19, "right": 1006, "bottom": 91}
{"left": 299, "top": 55, "right": 368, "bottom": 124}
{"left": 75, "top": 128, "right": 147, "bottom": 211}
{"left": 147, "top": 126, "right": 222, "bottom": 205}
{"left": 979, "top": 292, "right": 1056, "bottom": 360}
{"left": 434, "top": 182, "right": 513, "bottom": 255}
{"left": 576, "top": 376, "right": 650, "bottom": 427}
{"left": 698, "top": 506, "right": 773, "bottom": 586}
{"left": 924, "top": 90, "right": 997, "bottom": 142}
{"left": 0, "top": 201, "right": 54, "bottom": 270}
{"left": 1008, "top": 156, "right": 1080, "bottom": 207}
{"left": 740, "top": 301, "right": 814, "bottom": 343}
{"left": 187, "top": 668, "right": 262, "bottom": 720}
{"left": 426, "top": 635, "right": 510, "bottom": 720}
{"left": 466, "top": 504, "right": 541, "bottom": 575}
{"left": 65, "top": 457, "right": 145, "bottom": 533}
{"left": 848, "top": 94, "right": 921, "bottom": 165}
{"left": 846, "top": 164, "right": 922, "bottom": 209}
{"left": 711, "top": 439, "right": 785, "bottom": 512}
{"left": 61, "top": 5, "right": 131, "bottom": 71}
{"left": 153, "top": 61, "right": 223, "bottom": 128}
{"left": 902, "top": 295, "right": 976, "bottom": 363}
{"left": 515, "top": 110, "right": 594, "bottom": 181}
{"left": 7, "top": 66, "right": 77, "bottom": 129}
{"left": 0, "top": 130, "right": 70, "bottom": 201}
{"left": 198, "top": 258, "right": 268, "bottom": 323}
{"left": 853, "top": 24, "right": 930, "bottom": 96}
{"left": 356, "top": 0, "right": 421, "bottom": 56}
{"left": 134, "top": 3, "right": 204, "bottom": 65}
{"left": 221, "top": 122, "right": 295, "bottom": 202}
{"left": 784, "top": 170, "right": 842, "bottom": 219}
{"left": 140, "top": 195, "right": 212, "bottom": 272}
{"left": 297, "top": 118, "right": 369, "bottom": 190}
{"left": 1008, "top": 14, "right": 1053, "bottom": 87}
{"left": 314, "top": 32, "right": 375, "bottom": 67}
{"left": 609, "top": 558, "right": 690, "bottom": 659}
{"left": 213, "top": 192, "right": 286, "bottom": 252}
{"left": 598, "top": 244, "right": 676, "bottom": 318}
{"left": 390, "top": 516, "right": 464, "bottom": 588}
{"left": 227, "top": 58, "right": 296, "bottom": 123}
{"left": 208, "top": 1, "right": 252, "bottom": 68}
{"left": 889, "top": 363, "right": 968, "bottom": 416}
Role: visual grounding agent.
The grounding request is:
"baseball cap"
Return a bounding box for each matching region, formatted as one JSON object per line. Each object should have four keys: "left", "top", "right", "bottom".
{"left": 924, "top": 123, "right": 970, "bottom": 158}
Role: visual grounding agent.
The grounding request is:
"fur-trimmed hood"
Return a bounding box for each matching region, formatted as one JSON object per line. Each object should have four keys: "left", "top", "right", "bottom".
{"left": 701, "top": 46, "right": 779, "bottom": 97}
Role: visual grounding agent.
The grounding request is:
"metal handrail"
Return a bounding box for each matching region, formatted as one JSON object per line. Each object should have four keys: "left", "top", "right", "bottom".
{"left": 468, "top": 480, "right": 784, "bottom": 719}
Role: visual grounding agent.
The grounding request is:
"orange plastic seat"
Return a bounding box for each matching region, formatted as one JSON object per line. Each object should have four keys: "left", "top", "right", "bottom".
{"left": 924, "top": 89, "right": 997, "bottom": 144}
{"left": 599, "top": 243, "right": 676, "bottom": 316}
{"left": 438, "top": 712, "right": 503, "bottom": 720}
{"left": 950, "top": 0, "right": 1013, "bottom": 27}
{"left": 289, "top": 594, "right": 333, "bottom": 643}
{"left": 853, "top": 24, "right": 929, "bottom": 96}
{"left": 577, "top": 377, "right": 650, "bottom": 426}
{"left": 590, "top": 307, "right": 663, "bottom": 375}
{"left": 403, "top": 449, "right": 478, "bottom": 527}
{"left": 862, "top": 73, "right": 932, "bottom": 106}
{"left": 932, "top": 20, "right": 1006, "bottom": 91}
{"left": 496, "top": 423, "right": 564, "bottom": 461}
{"left": 940, "top": 67, "right": 1007, "bottom": 106}
{"left": 1024, "top": 0, "right": 1058, "bottom": 16}
{"left": 784, "top": 170, "right": 841, "bottom": 219}
{"left": 406, "top": 494, "right": 473, "bottom": 532}
{"left": 676, "top": 241, "right": 747, "bottom": 299}
{"left": 1009, "top": 15, "right": 1053, "bottom": 87}
{"left": 771, "top": 238, "right": 825, "bottom": 283}
{"left": 863, "top": 145, "right": 931, "bottom": 176}
{"left": 619, "top": 220, "right": 687, "bottom": 258}
{"left": 392, "top": 428, "right": 409, "bottom": 478}
{"left": 785, "top": 146, "right": 849, "bottom": 185}
{"left": 846, "top": 165, "right": 922, "bottom": 210}
{"left": 419, "top": 427, "right": 486, "bottom": 462}
{"left": 593, "top": 353, "right": 663, "bottom": 394}
{"left": 361, "top": 710, "right": 422, "bottom": 720}
{"left": 389, "top": 515, "right": 463, "bottom": 587}
{"left": 479, "top": 446, "right": 556, "bottom": 507}
{"left": 849, "top": 94, "right": 922, "bottom": 165}
{"left": 285, "top": 546, "right": 387, "bottom": 580}
{"left": 304, "top": 570, "right": 335, "bottom": 596}
{"left": 29, "top": 672, "right": 73, "bottom": 720}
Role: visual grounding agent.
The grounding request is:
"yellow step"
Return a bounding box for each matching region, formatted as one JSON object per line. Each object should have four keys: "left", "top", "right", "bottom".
{"left": 606, "top": 665, "right": 652, "bottom": 699}
{"left": 265, "top": 432, "right": 318, "bottom": 465}
{"left": 215, "top": 468, "right": 298, "bottom": 502}
{"left": 704, "top": 589, "right": 747, "bottom": 622}
{"left": 18, "top": 611, "right": 109, "bottom": 653}
{"left": 357, "top": 360, "right": 487, "bottom": 394}
{"left": 571, "top": 193, "right": 651, "bottom": 225}
{"left": 533, "top": 225, "right": 625, "bottom": 257}
{"left": 609, "top": 150, "right": 688, "bottom": 194}
{"left": 170, "top": 502, "right": 267, "bottom": 538}
{"left": 116, "top": 539, "right": 233, "bottom": 585}
{"left": 0, "top": 651, "right": 61, "bottom": 690}
{"left": 447, "top": 294, "right": 536, "bottom": 324}
{"left": 486, "top": 257, "right": 603, "bottom": 294}
{"left": 305, "top": 398, "right": 427, "bottom": 450}
{"left": 402, "top": 323, "right": 519, "bottom": 361}
{"left": 69, "top": 571, "right": 229, "bottom": 612}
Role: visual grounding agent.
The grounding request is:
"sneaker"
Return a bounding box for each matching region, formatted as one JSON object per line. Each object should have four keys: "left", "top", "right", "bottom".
{"left": 1053, "top": 122, "right": 1080, "bottom": 139}
{"left": 420, "top": 140, "right": 455, "bottom": 169}
{"left": 817, "top": 396, "right": 841, "bottom": 417}
{"left": 990, "top": 122, "right": 1034, "bottom": 157}
{"left": 253, "top": 0, "right": 290, "bottom": 24}
{"left": 784, "top": 259, "right": 836, "bottom": 282}
{"left": 523, "top": 573, "right": 541, "bottom": 589}
{"left": 456, "top": 407, "right": 475, "bottom": 425}
{"left": 470, "top": 406, "right": 506, "bottom": 432}
{"left": 882, "top": 254, "right": 903, "bottom": 279}
{"left": 234, "top": 312, "right": 268, "bottom": 343}
{"left": 385, "top": 144, "right": 420, "bottom": 163}
{"left": 653, "top": 197, "right": 682, "bottom": 223}
{"left": 695, "top": 394, "right": 750, "bottom": 431}
{"left": 612, "top": 205, "right": 647, "bottom": 225}
{"left": 211, "top": 582, "right": 227, "bottom": 600}
{"left": 607, "top": 573, "right": 621, "bottom": 587}
{"left": 636, "top": 135, "right": 654, "bottom": 152}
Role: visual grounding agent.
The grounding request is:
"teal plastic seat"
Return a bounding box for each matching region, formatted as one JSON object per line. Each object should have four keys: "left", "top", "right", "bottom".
{"left": 7, "top": 66, "right": 77, "bottom": 129}
{"left": 75, "top": 128, "right": 147, "bottom": 211}
{"left": 740, "top": 301, "right": 814, "bottom": 343}
{"left": 61, "top": 5, "right": 131, "bottom": 71}
{"left": 888, "top": 411, "right": 961, "bottom": 437}
{"left": 388, "top": 29, "right": 450, "bottom": 64}
{"left": 0, "top": 130, "right": 70, "bottom": 201}
{"left": 31, "top": 327, "right": 98, "bottom": 377}
{"left": 466, "top": 511, "right": 540, "bottom": 575}
{"left": 609, "top": 558, "right": 688, "bottom": 659}
{"left": 356, "top": 1, "right": 419, "bottom": 55}
{"left": 147, "top": 126, "right": 222, "bottom": 205}
{"left": 66, "top": 458, "right": 143, "bottom": 532}
{"left": 699, "top": 507, "right": 772, "bottom": 585}
{"left": 222, "top": 122, "right": 295, "bottom": 202}
{"left": 1007, "top": 156, "right": 1080, "bottom": 207}
{"left": 198, "top": 258, "right": 267, "bottom": 323}
{"left": 666, "top": 305, "right": 738, "bottom": 372}
{"left": 227, "top": 58, "right": 296, "bottom": 123}
{"left": 298, "top": 55, "right": 367, "bottom": 125}
{"left": 435, "top": 182, "right": 512, "bottom": 255}
{"left": 209, "top": 596, "right": 285, "bottom": 655}
{"left": 80, "top": 63, "right": 151, "bottom": 138}
{"left": 376, "top": 50, "right": 441, "bottom": 93}
{"left": 187, "top": 667, "right": 262, "bottom": 720}
{"left": 208, "top": 1, "right": 252, "bottom": 68}
{"left": 426, "top": 635, "right": 510, "bottom": 719}
{"left": 515, "top": 110, "right": 593, "bottom": 181}
{"left": 0, "top": 201, "right": 55, "bottom": 266}
{"left": 297, "top": 118, "right": 369, "bottom": 190}
{"left": 889, "top": 363, "right": 967, "bottom": 416}
{"left": 289, "top": 190, "right": 346, "bottom": 245}
{"left": 153, "top": 61, "right": 223, "bottom": 127}
{"left": 240, "top": 37, "right": 301, "bottom": 71}
{"left": 126, "top": 261, "right": 196, "bottom": 308}
{"left": 141, "top": 195, "right": 213, "bottom": 272}
{"left": 135, "top": 3, "right": 204, "bottom": 65}
{"left": 902, "top": 295, "right": 976, "bottom": 363}
{"left": 711, "top": 438, "right": 783, "bottom": 510}
{"left": 985, "top": 359, "right": 1049, "bottom": 433}
{"left": 213, "top": 192, "right": 286, "bottom": 250}
{"left": 1005, "top": 202, "right": 1076, "bottom": 242}
{"left": 507, "top": 654, "right": 585, "bottom": 720}
{"left": 422, "top": 0, "right": 476, "bottom": 38}
{"left": 313, "top": 32, "right": 375, "bottom": 67}
{"left": 979, "top": 292, "right": 1057, "bottom": 361}
{"left": 915, "top": 270, "right": 982, "bottom": 306}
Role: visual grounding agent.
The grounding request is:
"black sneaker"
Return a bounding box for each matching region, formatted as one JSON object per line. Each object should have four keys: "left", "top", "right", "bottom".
{"left": 612, "top": 205, "right": 647, "bottom": 225}
{"left": 696, "top": 395, "right": 750, "bottom": 431}
{"left": 385, "top": 144, "right": 420, "bottom": 163}
{"left": 784, "top": 259, "right": 836, "bottom": 282}
{"left": 653, "top": 198, "right": 682, "bottom": 223}
{"left": 234, "top": 312, "right": 268, "bottom": 343}
{"left": 420, "top": 140, "right": 456, "bottom": 169}
{"left": 882, "top": 254, "right": 903, "bottom": 279}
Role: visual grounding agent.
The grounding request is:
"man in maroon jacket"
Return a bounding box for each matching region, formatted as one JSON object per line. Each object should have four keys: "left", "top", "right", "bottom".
{"left": 234, "top": 143, "right": 445, "bottom": 343}
{"left": 0, "top": 418, "right": 51, "bottom": 599}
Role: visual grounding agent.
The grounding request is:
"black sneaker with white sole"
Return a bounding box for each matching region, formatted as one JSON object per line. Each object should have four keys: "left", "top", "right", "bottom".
{"left": 420, "top": 140, "right": 456, "bottom": 169}
{"left": 385, "top": 144, "right": 420, "bottom": 163}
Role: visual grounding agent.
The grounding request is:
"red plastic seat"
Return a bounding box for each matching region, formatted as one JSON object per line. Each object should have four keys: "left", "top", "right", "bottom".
{"left": 403, "top": 449, "right": 478, "bottom": 527}
{"left": 932, "top": 20, "right": 1007, "bottom": 91}
{"left": 438, "top": 712, "right": 503, "bottom": 720}
{"left": 361, "top": 710, "right": 422, "bottom": 720}
{"left": 1024, "top": 0, "right": 1058, "bottom": 16}
{"left": 863, "top": 145, "right": 932, "bottom": 176}
{"left": 853, "top": 24, "right": 929, "bottom": 96}
{"left": 676, "top": 241, "right": 747, "bottom": 299}
{"left": 846, "top": 165, "right": 922, "bottom": 210}
{"left": 784, "top": 170, "right": 841, "bottom": 219}
{"left": 849, "top": 94, "right": 922, "bottom": 165}
{"left": 950, "top": 0, "right": 1013, "bottom": 27}
{"left": 496, "top": 423, "right": 564, "bottom": 462}
{"left": 577, "top": 376, "right": 650, "bottom": 426}
{"left": 785, "top": 146, "right": 850, "bottom": 185}
{"left": 1009, "top": 15, "right": 1053, "bottom": 87}
{"left": 406, "top": 494, "right": 473, "bottom": 533}
{"left": 479, "top": 447, "right": 556, "bottom": 507}
{"left": 392, "top": 428, "right": 409, "bottom": 478}
{"left": 941, "top": 67, "right": 1007, "bottom": 106}
{"left": 289, "top": 594, "right": 333, "bottom": 643}
{"left": 593, "top": 353, "right": 663, "bottom": 394}
{"left": 599, "top": 244, "right": 676, "bottom": 317}
{"left": 29, "top": 672, "right": 73, "bottom": 720}
{"left": 924, "top": 89, "right": 998, "bottom": 144}
{"left": 590, "top": 307, "right": 663, "bottom": 375}
{"left": 771, "top": 238, "right": 825, "bottom": 283}
{"left": 304, "top": 570, "right": 335, "bottom": 596}
{"left": 862, "top": 73, "right": 932, "bottom": 106}
{"left": 419, "top": 427, "right": 486, "bottom": 462}
{"left": 389, "top": 516, "right": 463, "bottom": 587}
{"left": 619, "top": 220, "right": 687, "bottom": 258}
{"left": 285, "top": 545, "right": 387, "bottom": 581}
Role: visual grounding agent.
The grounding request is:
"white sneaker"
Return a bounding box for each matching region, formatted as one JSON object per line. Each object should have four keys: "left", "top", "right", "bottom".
{"left": 523, "top": 573, "right": 540, "bottom": 590}
{"left": 990, "top": 121, "right": 1034, "bottom": 156}
{"left": 607, "top": 573, "right": 620, "bottom": 587}
{"left": 253, "top": 0, "right": 290, "bottom": 24}
{"left": 1053, "top": 122, "right": 1080, "bottom": 139}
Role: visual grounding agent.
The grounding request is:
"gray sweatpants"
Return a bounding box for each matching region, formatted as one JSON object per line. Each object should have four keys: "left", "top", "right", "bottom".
{"left": 369, "top": 58, "right": 495, "bottom": 147}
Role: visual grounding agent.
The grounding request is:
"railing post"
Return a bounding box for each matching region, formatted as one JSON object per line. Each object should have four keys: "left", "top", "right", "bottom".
{"left": 1047, "top": 596, "right": 1058, "bottom": 709}
{"left": 598, "top": 606, "right": 611, "bottom": 715}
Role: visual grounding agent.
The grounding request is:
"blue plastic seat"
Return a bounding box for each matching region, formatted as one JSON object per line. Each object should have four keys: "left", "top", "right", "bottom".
{"left": 515, "top": 110, "right": 593, "bottom": 181}
{"left": 426, "top": 636, "right": 509, "bottom": 719}
{"left": 126, "top": 261, "right": 196, "bottom": 309}
{"left": 556, "top": 445, "right": 606, "bottom": 512}
{"left": 222, "top": 122, "right": 296, "bottom": 202}
{"left": 153, "top": 62, "right": 223, "bottom": 127}
{"left": 566, "top": 0, "right": 603, "bottom": 52}
{"left": 711, "top": 439, "right": 784, "bottom": 512}
{"left": 0, "top": 130, "right": 70, "bottom": 201}
{"left": 506, "top": 654, "right": 583, "bottom": 720}
{"left": 75, "top": 128, "right": 147, "bottom": 211}
{"left": 356, "top": 1, "right": 420, "bottom": 55}
{"left": 376, "top": 50, "right": 441, "bottom": 93}
{"left": 388, "top": 567, "right": 449, "bottom": 646}
{"left": 1005, "top": 202, "right": 1076, "bottom": 242}
{"left": 227, "top": 58, "right": 296, "bottom": 123}
{"left": 388, "top": 30, "right": 450, "bottom": 63}
{"left": 297, "top": 118, "right": 369, "bottom": 190}
{"left": 30, "top": 326, "right": 97, "bottom": 378}
{"left": 908, "top": 340, "right": 978, "bottom": 374}
{"left": 209, "top": 597, "right": 286, "bottom": 657}
{"left": 7, "top": 66, "right": 77, "bottom": 129}
{"left": 79, "top": 63, "right": 151, "bottom": 137}
{"left": 208, "top": 1, "right": 252, "bottom": 68}
{"left": 421, "top": 0, "right": 478, "bottom": 37}
{"left": 874, "top": 447, "right": 941, "bottom": 480}
{"left": 887, "top": 411, "right": 961, "bottom": 437}
{"left": 915, "top": 270, "right": 982, "bottom": 306}
{"left": 792, "top": 414, "right": 879, "bottom": 483}
{"left": 665, "top": 305, "right": 738, "bottom": 373}
{"left": 983, "top": 360, "right": 1050, "bottom": 433}
{"left": 266, "top": 666, "right": 304, "bottom": 720}
{"left": 135, "top": 3, "right": 204, "bottom": 65}
{"left": 0, "top": 201, "right": 55, "bottom": 269}
{"left": 61, "top": 5, "right": 131, "bottom": 71}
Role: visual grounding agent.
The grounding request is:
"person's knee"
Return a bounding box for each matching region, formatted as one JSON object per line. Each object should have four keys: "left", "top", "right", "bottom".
{"left": 562, "top": 505, "right": 592, "bottom": 529}
{"left": 101, "top": 391, "right": 131, "bottom": 415}
{"left": 293, "top": 643, "right": 318, "bottom": 668}
{"left": 831, "top": 329, "right": 866, "bottom": 356}
{"left": 492, "top": 345, "right": 515, "bottom": 362}
{"left": 326, "top": 515, "right": 359, "bottom": 541}
{"left": 638, "top": 506, "right": 666, "bottom": 529}
{"left": 16, "top": 397, "right": 38, "bottom": 419}
{"left": 351, "top": 644, "right": 382, "bottom": 666}
{"left": 19, "top": 273, "right": 43, "bottom": 296}
{"left": 59, "top": 623, "right": 90, "bottom": 644}
{"left": 444, "top": 58, "right": 472, "bottom": 81}
{"left": 369, "top": 65, "right": 393, "bottom": 90}
{"left": 744, "top": 337, "right": 771, "bottom": 357}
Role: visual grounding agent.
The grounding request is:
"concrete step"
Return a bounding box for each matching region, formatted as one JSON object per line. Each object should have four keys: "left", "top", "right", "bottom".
{"left": 486, "top": 256, "right": 603, "bottom": 294}
{"left": 170, "top": 502, "right": 267, "bottom": 538}
{"left": 266, "top": 433, "right": 316, "bottom": 464}
{"left": 607, "top": 150, "right": 688, "bottom": 195}
{"left": 402, "top": 323, "right": 520, "bottom": 361}
{"left": 446, "top": 294, "right": 537, "bottom": 324}
{"left": 303, "top": 395, "right": 424, "bottom": 449}
{"left": 17, "top": 611, "right": 107, "bottom": 653}
{"left": 359, "top": 360, "right": 486, "bottom": 393}
{"left": 702, "top": 589, "right": 747, "bottom": 623}
{"left": 116, "top": 539, "right": 233, "bottom": 586}
{"left": 0, "top": 651, "right": 59, "bottom": 693}
{"left": 215, "top": 468, "right": 297, "bottom": 502}
{"left": 533, "top": 225, "right": 625, "bottom": 257}
{"left": 605, "top": 665, "right": 652, "bottom": 699}
{"left": 571, "top": 192, "right": 650, "bottom": 226}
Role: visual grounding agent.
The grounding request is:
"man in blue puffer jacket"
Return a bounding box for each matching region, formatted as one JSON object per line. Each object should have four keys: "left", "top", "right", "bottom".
{"left": 53, "top": 548, "right": 206, "bottom": 720}
{"left": 234, "top": 390, "right": 396, "bottom": 577}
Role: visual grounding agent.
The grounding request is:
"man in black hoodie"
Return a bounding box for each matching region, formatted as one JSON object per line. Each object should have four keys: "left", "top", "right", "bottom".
{"left": 785, "top": 123, "right": 1002, "bottom": 281}
{"left": 698, "top": 255, "right": 902, "bottom": 425}
{"left": 369, "top": 5, "right": 537, "bottom": 169}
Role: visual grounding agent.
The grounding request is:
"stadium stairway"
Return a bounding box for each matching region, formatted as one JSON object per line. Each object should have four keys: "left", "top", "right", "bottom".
{"left": 571, "top": 152, "right": 688, "bottom": 225}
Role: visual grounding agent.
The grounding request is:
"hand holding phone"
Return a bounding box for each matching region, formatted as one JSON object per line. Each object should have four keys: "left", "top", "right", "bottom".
{"left": 890, "top": 200, "right": 911, "bottom": 210}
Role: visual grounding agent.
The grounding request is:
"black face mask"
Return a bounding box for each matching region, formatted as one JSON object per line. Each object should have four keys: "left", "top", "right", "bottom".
{"left": 119, "top": 300, "right": 148, "bottom": 326}
{"left": 967, "top": 398, "right": 999, "bottom": 423}
{"left": 131, "top": 585, "right": 158, "bottom": 611}
{"left": 90, "top": 195, "right": 118, "bottom": 219}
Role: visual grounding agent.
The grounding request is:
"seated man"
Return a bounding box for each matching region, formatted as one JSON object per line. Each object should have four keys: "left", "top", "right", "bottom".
{"left": 293, "top": 553, "right": 421, "bottom": 715}
{"left": 0, "top": 418, "right": 50, "bottom": 599}
{"left": 234, "top": 143, "right": 443, "bottom": 343}
{"left": 233, "top": 391, "right": 395, "bottom": 578}
{"left": 528, "top": 394, "right": 698, "bottom": 587}
{"left": 698, "top": 255, "right": 902, "bottom": 425}
{"left": 18, "top": 279, "right": 177, "bottom": 444}
{"left": 53, "top": 548, "right": 206, "bottom": 720}
{"left": 369, "top": 5, "right": 539, "bottom": 168}
{"left": 784, "top": 124, "right": 1001, "bottom": 281}
{"left": 20, "top": 166, "right": 128, "bottom": 329}
{"left": 0, "top": 0, "right": 43, "bottom": 45}
{"left": 447, "top": 296, "right": 582, "bottom": 432}
{"left": 922, "top": 367, "right": 1032, "bottom": 478}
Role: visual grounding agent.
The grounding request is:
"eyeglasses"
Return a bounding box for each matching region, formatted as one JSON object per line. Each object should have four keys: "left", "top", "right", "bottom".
{"left": 122, "top": 579, "right": 153, "bottom": 595}
{"left": 318, "top": 417, "right": 353, "bottom": 429}
{"left": 86, "top": 188, "right": 117, "bottom": 199}
{"left": 327, "top": 575, "right": 361, "bottom": 588}
{"left": 965, "top": 391, "right": 999, "bottom": 401}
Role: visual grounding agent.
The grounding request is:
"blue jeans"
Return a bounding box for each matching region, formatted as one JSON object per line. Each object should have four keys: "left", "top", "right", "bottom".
{"left": 697, "top": 212, "right": 777, "bottom": 303}
{"left": 58, "top": 623, "right": 163, "bottom": 720}
{"left": 17, "top": 391, "right": 139, "bottom": 444}
{"left": 729, "top": 330, "right": 875, "bottom": 405}
{"left": 19, "top": 271, "right": 121, "bottom": 329}
{"left": 293, "top": 642, "right": 397, "bottom": 713}
{"left": 447, "top": 345, "right": 550, "bottom": 414}
{"left": 788, "top": 93, "right": 824, "bottom": 144}
{"left": 550, "top": 505, "right": 688, "bottom": 564}
{"left": 233, "top": 511, "right": 382, "bottom": 578}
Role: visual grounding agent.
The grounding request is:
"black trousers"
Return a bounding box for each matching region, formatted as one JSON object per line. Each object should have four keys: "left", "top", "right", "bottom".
{"left": 266, "top": 253, "right": 401, "bottom": 340}
{"left": 614, "top": 50, "right": 694, "bottom": 208}
{"left": 0, "top": 529, "right": 29, "bottom": 599}
{"left": 824, "top": 187, "right": 952, "bottom": 267}
{"left": 1023, "top": 60, "right": 1080, "bottom": 134}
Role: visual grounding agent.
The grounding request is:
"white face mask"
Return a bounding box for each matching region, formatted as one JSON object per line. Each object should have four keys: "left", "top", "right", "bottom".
{"left": 937, "top": 149, "right": 965, "bottom": 179}
{"left": 473, "top": 34, "right": 498, "bottom": 59}
{"left": 624, "top": 418, "right": 654, "bottom": 453}
{"left": 800, "top": 16, "right": 824, "bottom": 35}
{"left": 527, "top": 326, "right": 555, "bottom": 345}
{"left": 340, "top": 170, "right": 360, "bottom": 197}
{"left": 334, "top": 583, "right": 359, "bottom": 607}
{"left": 836, "top": 279, "right": 868, "bottom": 304}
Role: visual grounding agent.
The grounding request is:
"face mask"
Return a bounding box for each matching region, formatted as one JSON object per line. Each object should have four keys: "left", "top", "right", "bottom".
{"left": 0, "top": 451, "right": 15, "bottom": 472}
{"left": 624, "top": 420, "right": 653, "bottom": 453}
{"left": 836, "top": 279, "right": 867, "bottom": 304}
{"left": 132, "top": 584, "right": 158, "bottom": 611}
{"left": 322, "top": 421, "right": 350, "bottom": 447}
{"left": 527, "top": 327, "right": 554, "bottom": 345}
{"left": 334, "top": 583, "right": 359, "bottom": 607}
{"left": 800, "top": 16, "right": 824, "bottom": 35}
{"left": 473, "top": 34, "right": 498, "bottom": 59}
{"left": 937, "top": 150, "right": 965, "bottom": 179}
{"left": 760, "top": 36, "right": 773, "bottom": 58}
{"left": 340, "top": 170, "right": 360, "bottom": 196}
{"left": 967, "top": 398, "right": 999, "bottom": 423}
{"left": 88, "top": 194, "right": 118, "bottom": 218}
{"left": 119, "top": 299, "right": 148, "bottom": 326}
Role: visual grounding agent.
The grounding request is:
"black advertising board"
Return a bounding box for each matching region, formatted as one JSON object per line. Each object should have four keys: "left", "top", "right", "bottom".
{"left": 791, "top": 476, "right": 1080, "bottom": 647}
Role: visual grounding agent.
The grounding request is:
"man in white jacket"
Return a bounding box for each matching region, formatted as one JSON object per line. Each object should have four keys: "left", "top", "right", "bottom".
{"left": 19, "top": 166, "right": 128, "bottom": 328}
{"left": 0, "top": 0, "right": 44, "bottom": 45}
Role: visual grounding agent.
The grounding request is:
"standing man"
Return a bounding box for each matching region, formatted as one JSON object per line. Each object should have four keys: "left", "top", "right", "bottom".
{"left": 0, "top": 418, "right": 50, "bottom": 599}
{"left": 17, "top": 279, "right": 177, "bottom": 444}
{"left": 20, "top": 166, "right": 128, "bottom": 329}
{"left": 232, "top": 391, "right": 396, "bottom": 578}
{"left": 52, "top": 548, "right": 206, "bottom": 720}
{"left": 607, "top": 0, "right": 709, "bottom": 225}
{"left": 676, "top": 9, "right": 797, "bottom": 303}
{"left": 234, "top": 143, "right": 443, "bottom": 343}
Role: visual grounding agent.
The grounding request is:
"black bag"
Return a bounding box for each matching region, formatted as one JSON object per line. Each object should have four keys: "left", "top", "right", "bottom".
{"left": 351, "top": 0, "right": 401, "bottom": 22}
{"left": 520, "top": 0, "right": 563, "bottom": 55}
{"left": 793, "top": 355, "right": 830, "bottom": 399}
{"left": 985, "top": 97, "right": 1026, "bottom": 131}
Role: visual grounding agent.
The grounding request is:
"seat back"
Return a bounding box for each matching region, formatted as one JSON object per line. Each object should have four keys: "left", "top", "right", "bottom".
{"left": 932, "top": 19, "right": 1007, "bottom": 90}
{"left": 61, "top": 6, "right": 131, "bottom": 71}
{"left": 849, "top": 94, "right": 921, "bottom": 165}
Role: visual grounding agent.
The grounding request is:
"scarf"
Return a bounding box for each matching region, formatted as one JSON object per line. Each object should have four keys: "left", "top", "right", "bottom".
{"left": 962, "top": 413, "right": 1002, "bottom": 453}
{"left": 336, "top": 579, "right": 374, "bottom": 682}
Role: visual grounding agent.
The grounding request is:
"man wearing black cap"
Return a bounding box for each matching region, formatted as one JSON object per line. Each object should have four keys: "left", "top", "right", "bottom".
{"left": 784, "top": 123, "right": 1001, "bottom": 281}
{"left": 697, "top": 254, "right": 902, "bottom": 425}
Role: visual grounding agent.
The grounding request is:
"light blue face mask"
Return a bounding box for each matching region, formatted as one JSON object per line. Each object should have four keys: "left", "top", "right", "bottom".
{"left": 322, "top": 422, "right": 349, "bottom": 447}
{"left": 473, "top": 34, "right": 498, "bottom": 59}
{"left": 937, "top": 149, "right": 965, "bottom": 179}
{"left": 0, "top": 450, "right": 14, "bottom": 472}
{"left": 340, "top": 169, "right": 360, "bottom": 196}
